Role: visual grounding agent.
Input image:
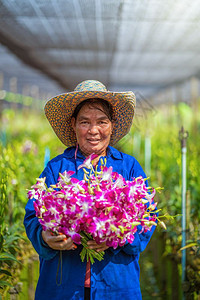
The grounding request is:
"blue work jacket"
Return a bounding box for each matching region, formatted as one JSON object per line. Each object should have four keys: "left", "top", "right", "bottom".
{"left": 24, "top": 146, "right": 156, "bottom": 300}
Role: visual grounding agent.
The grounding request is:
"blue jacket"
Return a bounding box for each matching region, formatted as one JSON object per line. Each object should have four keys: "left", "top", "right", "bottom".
{"left": 24, "top": 146, "right": 156, "bottom": 300}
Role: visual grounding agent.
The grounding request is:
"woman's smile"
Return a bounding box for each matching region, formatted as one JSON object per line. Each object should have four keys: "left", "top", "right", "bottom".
{"left": 87, "top": 139, "right": 100, "bottom": 144}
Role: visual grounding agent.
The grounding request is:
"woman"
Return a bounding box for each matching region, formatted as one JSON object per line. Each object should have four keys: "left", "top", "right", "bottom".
{"left": 24, "top": 80, "right": 156, "bottom": 300}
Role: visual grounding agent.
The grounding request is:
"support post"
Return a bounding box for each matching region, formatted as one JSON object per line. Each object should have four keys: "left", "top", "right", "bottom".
{"left": 179, "top": 126, "right": 189, "bottom": 299}
{"left": 44, "top": 147, "right": 50, "bottom": 168}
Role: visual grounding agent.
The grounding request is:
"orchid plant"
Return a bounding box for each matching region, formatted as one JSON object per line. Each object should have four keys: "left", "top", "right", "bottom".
{"left": 28, "top": 154, "right": 164, "bottom": 264}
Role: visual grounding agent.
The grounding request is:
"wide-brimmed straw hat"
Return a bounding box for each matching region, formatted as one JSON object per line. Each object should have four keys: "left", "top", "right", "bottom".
{"left": 44, "top": 80, "right": 136, "bottom": 147}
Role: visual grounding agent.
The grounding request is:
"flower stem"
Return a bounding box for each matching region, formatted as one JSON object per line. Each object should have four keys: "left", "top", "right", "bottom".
{"left": 80, "top": 232, "right": 104, "bottom": 264}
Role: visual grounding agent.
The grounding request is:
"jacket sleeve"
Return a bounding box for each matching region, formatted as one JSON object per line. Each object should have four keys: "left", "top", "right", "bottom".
{"left": 110, "top": 158, "right": 157, "bottom": 256}
{"left": 121, "top": 225, "right": 156, "bottom": 255}
{"left": 23, "top": 164, "right": 58, "bottom": 260}
{"left": 109, "top": 224, "right": 156, "bottom": 256}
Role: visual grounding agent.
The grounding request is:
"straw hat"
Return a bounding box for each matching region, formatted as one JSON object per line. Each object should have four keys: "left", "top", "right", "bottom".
{"left": 44, "top": 80, "right": 136, "bottom": 147}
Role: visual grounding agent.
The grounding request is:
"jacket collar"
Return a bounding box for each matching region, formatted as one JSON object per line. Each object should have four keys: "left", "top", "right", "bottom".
{"left": 63, "top": 145, "right": 122, "bottom": 160}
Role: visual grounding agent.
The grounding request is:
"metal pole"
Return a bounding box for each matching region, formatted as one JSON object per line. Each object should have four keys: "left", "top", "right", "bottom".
{"left": 44, "top": 147, "right": 50, "bottom": 168}
{"left": 179, "top": 126, "right": 189, "bottom": 299}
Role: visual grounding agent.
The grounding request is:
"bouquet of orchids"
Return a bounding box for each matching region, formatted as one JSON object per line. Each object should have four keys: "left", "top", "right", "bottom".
{"left": 28, "top": 154, "right": 164, "bottom": 264}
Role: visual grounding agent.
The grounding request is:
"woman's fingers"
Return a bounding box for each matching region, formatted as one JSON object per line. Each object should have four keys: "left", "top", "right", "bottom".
{"left": 87, "top": 240, "right": 109, "bottom": 252}
{"left": 42, "top": 231, "right": 107, "bottom": 252}
{"left": 42, "top": 230, "right": 76, "bottom": 250}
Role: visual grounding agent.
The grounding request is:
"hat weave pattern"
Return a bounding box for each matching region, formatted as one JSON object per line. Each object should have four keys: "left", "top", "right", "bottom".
{"left": 74, "top": 80, "right": 107, "bottom": 92}
{"left": 44, "top": 80, "right": 136, "bottom": 147}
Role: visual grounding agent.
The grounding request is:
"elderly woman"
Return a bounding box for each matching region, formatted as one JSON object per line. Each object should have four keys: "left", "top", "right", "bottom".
{"left": 24, "top": 80, "right": 156, "bottom": 300}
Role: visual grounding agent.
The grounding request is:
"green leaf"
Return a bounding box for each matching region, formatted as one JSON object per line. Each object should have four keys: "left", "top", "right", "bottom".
{"left": 4, "top": 235, "right": 21, "bottom": 245}
{"left": 0, "top": 235, "right": 3, "bottom": 250}
{"left": 0, "top": 269, "right": 12, "bottom": 276}
{"left": 179, "top": 243, "right": 198, "bottom": 251}
{"left": 0, "top": 280, "right": 13, "bottom": 287}
{"left": 0, "top": 252, "right": 19, "bottom": 263}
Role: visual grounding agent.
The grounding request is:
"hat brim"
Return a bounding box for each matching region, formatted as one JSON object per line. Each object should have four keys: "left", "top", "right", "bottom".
{"left": 44, "top": 90, "right": 136, "bottom": 147}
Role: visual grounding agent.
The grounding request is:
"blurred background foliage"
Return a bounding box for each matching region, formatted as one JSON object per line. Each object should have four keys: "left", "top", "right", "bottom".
{"left": 118, "top": 101, "right": 200, "bottom": 299}
{"left": 0, "top": 100, "right": 199, "bottom": 299}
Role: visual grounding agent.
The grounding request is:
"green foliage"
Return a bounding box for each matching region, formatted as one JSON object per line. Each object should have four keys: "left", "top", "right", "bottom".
{"left": 0, "top": 108, "right": 64, "bottom": 296}
{"left": 118, "top": 101, "right": 200, "bottom": 297}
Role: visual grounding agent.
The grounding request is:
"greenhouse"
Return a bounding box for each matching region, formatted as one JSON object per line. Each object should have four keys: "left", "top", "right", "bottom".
{"left": 0, "top": 0, "right": 199, "bottom": 299}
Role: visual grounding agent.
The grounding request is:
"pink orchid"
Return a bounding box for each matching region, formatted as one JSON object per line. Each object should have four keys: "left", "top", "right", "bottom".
{"left": 78, "top": 153, "right": 98, "bottom": 170}
{"left": 100, "top": 166, "right": 113, "bottom": 181}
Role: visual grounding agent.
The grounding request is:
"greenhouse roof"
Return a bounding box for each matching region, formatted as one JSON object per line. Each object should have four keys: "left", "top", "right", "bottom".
{"left": 0, "top": 0, "right": 200, "bottom": 100}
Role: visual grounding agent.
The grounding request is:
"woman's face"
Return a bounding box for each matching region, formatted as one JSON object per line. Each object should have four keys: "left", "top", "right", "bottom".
{"left": 71, "top": 103, "right": 113, "bottom": 157}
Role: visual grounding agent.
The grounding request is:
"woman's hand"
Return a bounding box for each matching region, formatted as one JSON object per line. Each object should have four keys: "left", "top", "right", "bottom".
{"left": 42, "top": 230, "right": 76, "bottom": 251}
{"left": 87, "top": 240, "right": 109, "bottom": 252}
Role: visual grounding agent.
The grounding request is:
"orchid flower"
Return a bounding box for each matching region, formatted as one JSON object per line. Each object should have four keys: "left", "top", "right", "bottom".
{"left": 78, "top": 153, "right": 98, "bottom": 170}
{"left": 28, "top": 155, "right": 162, "bottom": 264}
